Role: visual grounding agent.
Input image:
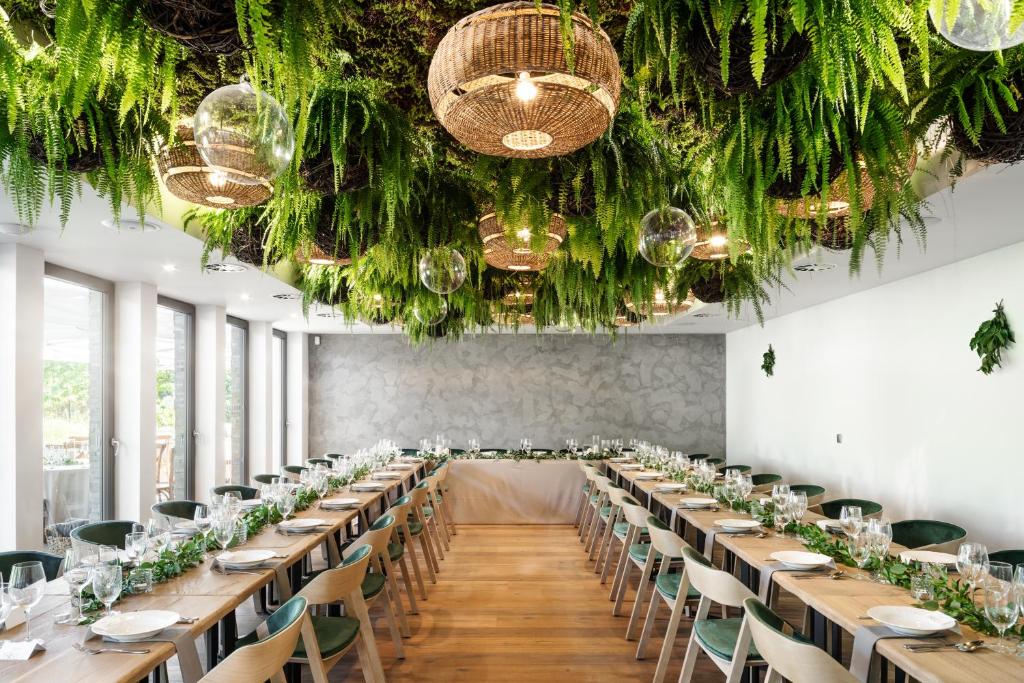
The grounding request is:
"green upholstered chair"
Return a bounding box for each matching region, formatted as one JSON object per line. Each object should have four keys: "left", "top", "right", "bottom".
{"left": 816, "top": 498, "right": 883, "bottom": 520}
{"left": 891, "top": 520, "right": 967, "bottom": 554}
{"left": 990, "top": 549, "right": 1024, "bottom": 566}
{"left": 252, "top": 473, "right": 279, "bottom": 485}
{"left": 743, "top": 598, "right": 856, "bottom": 682}
{"left": 152, "top": 500, "right": 204, "bottom": 523}
{"left": 307, "top": 458, "right": 333, "bottom": 467}
{"left": 224, "top": 595, "right": 308, "bottom": 682}
{"left": 211, "top": 484, "right": 258, "bottom": 500}
{"left": 718, "top": 464, "right": 752, "bottom": 473}
{"left": 688, "top": 454, "right": 711, "bottom": 461}
{"left": 749, "top": 474, "right": 782, "bottom": 492}
{"left": 0, "top": 551, "right": 63, "bottom": 581}
{"left": 449, "top": 448, "right": 466, "bottom": 455}
{"left": 71, "top": 520, "right": 138, "bottom": 549}
{"left": 282, "top": 465, "right": 308, "bottom": 480}
{"left": 705, "top": 457, "right": 725, "bottom": 466}
{"left": 324, "top": 453, "right": 345, "bottom": 460}
{"left": 789, "top": 484, "right": 827, "bottom": 506}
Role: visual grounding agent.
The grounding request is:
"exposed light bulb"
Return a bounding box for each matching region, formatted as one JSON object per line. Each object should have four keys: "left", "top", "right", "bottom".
{"left": 162, "top": 263, "right": 177, "bottom": 273}
{"left": 515, "top": 71, "right": 538, "bottom": 102}
{"left": 209, "top": 170, "right": 229, "bottom": 188}
{"left": 654, "top": 289, "right": 666, "bottom": 304}
{"left": 708, "top": 234, "right": 728, "bottom": 248}
{"left": 516, "top": 227, "right": 532, "bottom": 242}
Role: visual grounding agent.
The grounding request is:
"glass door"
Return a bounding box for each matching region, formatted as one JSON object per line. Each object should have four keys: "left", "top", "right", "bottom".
{"left": 224, "top": 317, "right": 248, "bottom": 484}
{"left": 156, "top": 297, "right": 195, "bottom": 501}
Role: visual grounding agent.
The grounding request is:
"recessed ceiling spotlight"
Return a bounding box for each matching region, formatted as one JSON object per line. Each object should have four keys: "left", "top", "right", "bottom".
{"left": 794, "top": 262, "right": 837, "bottom": 272}
{"left": 240, "top": 293, "right": 251, "bottom": 302}
{"left": 162, "top": 263, "right": 177, "bottom": 273}
{"left": 272, "top": 293, "right": 301, "bottom": 301}
{"left": 203, "top": 262, "right": 248, "bottom": 274}
{"left": 0, "top": 222, "right": 32, "bottom": 236}
{"left": 100, "top": 218, "right": 161, "bottom": 233}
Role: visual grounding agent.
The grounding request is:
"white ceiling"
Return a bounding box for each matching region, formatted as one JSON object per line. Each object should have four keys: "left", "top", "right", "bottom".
{"left": 3, "top": 160, "right": 1023, "bottom": 336}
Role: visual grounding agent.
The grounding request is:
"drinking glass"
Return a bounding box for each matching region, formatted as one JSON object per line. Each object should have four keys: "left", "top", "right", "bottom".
{"left": 867, "top": 518, "right": 892, "bottom": 582}
{"left": 278, "top": 491, "right": 295, "bottom": 520}
{"left": 983, "top": 562, "right": 1018, "bottom": 653}
{"left": 90, "top": 562, "right": 122, "bottom": 617}
{"left": 0, "top": 581, "right": 8, "bottom": 623}
{"left": 194, "top": 505, "right": 211, "bottom": 536}
{"left": 591, "top": 435, "right": 600, "bottom": 450}
{"left": 57, "top": 549, "right": 91, "bottom": 625}
{"left": 124, "top": 531, "right": 149, "bottom": 566}
{"left": 212, "top": 516, "right": 236, "bottom": 551}
{"left": 956, "top": 542, "right": 990, "bottom": 593}
{"left": 771, "top": 484, "right": 790, "bottom": 534}
{"left": 9, "top": 561, "right": 46, "bottom": 640}
{"left": 911, "top": 573, "right": 935, "bottom": 602}
{"left": 468, "top": 438, "right": 480, "bottom": 455}
{"left": 839, "top": 506, "right": 863, "bottom": 539}
{"left": 738, "top": 474, "right": 754, "bottom": 500}
{"left": 1013, "top": 564, "right": 1024, "bottom": 657}
{"left": 848, "top": 535, "right": 872, "bottom": 578}
{"left": 789, "top": 491, "right": 808, "bottom": 526}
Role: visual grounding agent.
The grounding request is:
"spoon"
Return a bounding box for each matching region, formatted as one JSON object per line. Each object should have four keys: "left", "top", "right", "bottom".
{"left": 905, "top": 640, "right": 985, "bottom": 653}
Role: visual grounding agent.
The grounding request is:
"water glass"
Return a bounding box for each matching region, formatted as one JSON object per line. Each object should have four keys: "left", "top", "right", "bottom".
{"left": 956, "top": 542, "right": 989, "bottom": 592}
{"left": 911, "top": 573, "right": 935, "bottom": 602}
{"left": 90, "top": 562, "right": 122, "bottom": 617}
{"left": 128, "top": 567, "right": 153, "bottom": 594}
{"left": 125, "top": 531, "right": 149, "bottom": 566}
{"left": 788, "top": 491, "right": 808, "bottom": 526}
{"left": 9, "top": 561, "right": 46, "bottom": 640}
{"left": 848, "top": 535, "right": 872, "bottom": 577}
{"left": 839, "top": 505, "right": 863, "bottom": 539}
{"left": 983, "top": 562, "right": 1018, "bottom": 653}
{"left": 57, "top": 549, "right": 91, "bottom": 625}
{"left": 212, "top": 516, "right": 236, "bottom": 551}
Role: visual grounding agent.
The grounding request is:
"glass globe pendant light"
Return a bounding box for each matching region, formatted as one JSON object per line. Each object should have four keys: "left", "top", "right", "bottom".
{"left": 193, "top": 77, "right": 295, "bottom": 186}
{"left": 418, "top": 247, "right": 467, "bottom": 294}
{"left": 930, "top": 0, "right": 1024, "bottom": 51}
{"left": 413, "top": 298, "right": 449, "bottom": 326}
{"left": 638, "top": 207, "right": 697, "bottom": 267}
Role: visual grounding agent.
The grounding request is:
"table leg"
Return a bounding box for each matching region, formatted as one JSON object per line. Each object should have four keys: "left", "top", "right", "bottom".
{"left": 221, "top": 610, "right": 238, "bottom": 657}
{"left": 811, "top": 608, "right": 827, "bottom": 650}
{"left": 205, "top": 621, "right": 220, "bottom": 669}
{"left": 830, "top": 621, "right": 843, "bottom": 662}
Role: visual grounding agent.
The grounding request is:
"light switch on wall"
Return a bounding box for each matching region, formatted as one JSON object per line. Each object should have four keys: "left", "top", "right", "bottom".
{"left": 836, "top": 433, "right": 842, "bottom": 444}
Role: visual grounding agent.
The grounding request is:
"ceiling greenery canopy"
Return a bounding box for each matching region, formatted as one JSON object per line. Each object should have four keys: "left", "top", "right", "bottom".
{"left": 1, "top": 0, "right": 1023, "bottom": 340}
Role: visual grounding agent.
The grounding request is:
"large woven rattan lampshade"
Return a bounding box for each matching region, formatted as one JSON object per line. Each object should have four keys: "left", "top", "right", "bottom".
{"left": 626, "top": 290, "right": 696, "bottom": 318}
{"left": 691, "top": 220, "right": 752, "bottom": 261}
{"left": 156, "top": 125, "right": 272, "bottom": 209}
{"left": 428, "top": 2, "right": 621, "bottom": 158}
{"left": 478, "top": 212, "right": 567, "bottom": 271}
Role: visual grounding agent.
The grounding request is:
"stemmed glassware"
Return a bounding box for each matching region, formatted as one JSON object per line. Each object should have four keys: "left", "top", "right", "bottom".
{"left": 787, "top": 491, "right": 808, "bottom": 531}
{"left": 956, "top": 542, "right": 990, "bottom": 593}
{"left": 566, "top": 438, "right": 578, "bottom": 456}
{"left": 124, "top": 531, "right": 149, "bottom": 567}
{"left": 839, "top": 506, "right": 863, "bottom": 539}
{"left": 56, "top": 549, "right": 90, "bottom": 625}
{"left": 89, "top": 562, "right": 121, "bottom": 618}
{"left": 148, "top": 519, "right": 171, "bottom": 557}
{"left": 847, "top": 534, "right": 872, "bottom": 577}
{"left": 770, "top": 484, "right": 790, "bottom": 535}
{"left": 212, "top": 515, "right": 237, "bottom": 553}
{"left": 866, "top": 518, "right": 893, "bottom": 582}
{"left": 468, "top": 438, "right": 480, "bottom": 456}
{"left": 1012, "top": 565, "right": 1024, "bottom": 657}
{"left": 520, "top": 438, "right": 532, "bottom": 456}
{"left": 983, "top": 562, "right": 1019, "bottom": 654}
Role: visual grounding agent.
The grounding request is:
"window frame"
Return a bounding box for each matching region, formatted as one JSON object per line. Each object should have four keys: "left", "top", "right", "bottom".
{"left": 272, "top": 328, "right": 287, "bottom": 471}
{"left": 226, "top": 315, "right": 249, "bottom": 484}
{"left": 156, "top": 295, "right": 196, "bottom": 501}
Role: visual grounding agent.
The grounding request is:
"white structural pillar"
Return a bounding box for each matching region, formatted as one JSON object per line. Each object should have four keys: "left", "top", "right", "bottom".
{"left": 286, "top": 332, "right": 309, "bottom": 465}
{"left": 114, "top": 282, "right": 158, "bottom": 524}
{"left": 247, "top": 321, "right": 275, "bottom": 478}
{"left": 0, "top": 244, "right": 44, "bottom": 550}
{"left": 195, "top": 305, "right": 226, "bottom": 502}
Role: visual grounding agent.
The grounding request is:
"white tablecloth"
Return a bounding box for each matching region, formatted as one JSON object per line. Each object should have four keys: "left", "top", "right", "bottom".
{"left": 446, "top": 459, "right": 585, "bottom": 524}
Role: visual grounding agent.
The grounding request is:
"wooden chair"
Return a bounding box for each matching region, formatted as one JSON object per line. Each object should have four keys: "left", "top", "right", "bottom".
{"left": 678, "top": 546, "right": 766, "bottom": 683}
{"left": 578, "top": 467, "right": 602, "bottom": 542}
{"left": 292, "top": 546, "right": 387, "bottom": 683}
{"left": 636, "top": 518, "right": 703, "bottom": 682}
{"left": 381, "top": 495, "right": 425, "bottom": 611}
{"left": 586, "top": 474, "right": 614, "bottom": 560}
{"left": 405, "top": 484, "right": 440, "bottom": 580}
{"left": 891, "top": 519, "right": 967, "bottom": 554}
{"left": 345, "top": 515, "right": 409, "bottom": 658}
{"left": 204, "top": 596, "right": 308, "bottom": 683}
{"left": 749, "top": 474, "right": 782, "bottom": 492}
{"left": 421, "top": 473, "right": 451, "bottom": 550}
{"left": 718, "top": 464, "right": 752, "bottom": 474}
{"left": 308, "top": 458, "right": 334, "bottom": 467}
{"left": 742, "top": 597, "right": 857, "bottom": 683}
{"left": 152, "top": 500, "right": 203, "bottom": 526}
{"left": 610, "top": 499, "right": 653, "bottom": 617}
{"left": 574, "top": 460, "right": 596, "bottom": 528}
{"left": 282, "top": 465, "right": 308, "bottom": 481}
{"left": 596, "top": 485, "right": 638, "bottom": 583}
{"left": 412, "top": 479, "right": 447, "bottom": 565}
{"left": 814, "top": 498, "right": 883, "bottom": 520}
{"left": 253, "top": 473, "right": 279, "bottom": 485}
{"left": 431, "top": 462, "right": 457, "bottom": 536}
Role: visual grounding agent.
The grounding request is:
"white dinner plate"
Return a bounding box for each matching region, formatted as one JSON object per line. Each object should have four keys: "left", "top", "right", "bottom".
{"left": 898, "top": 550, "right": 958, "bottom": 566}
{"left": 92, "top": 610, "right": 181, "bottom": 642}
{"left": 866, "top": 605, "right": 957, "bottom": 636}
{"left": 653, "top": 483, "right": 687, "bottom": 493}
{"left": 389, "top": 463, "right": 414, "bottom": 470}
{"left": 351, "top": 482, "right": 385, "bottom": 491}
{"left": 678, "top": 497, "right": 717, "bottom": 509}
{"left": 372, "top": 471, "right": 402, "bottom": 480}
{"left": 633, "top": 472, "right": 664, "bottom": 480}
{"left": 770, "top": 551, "right": 833, "bottom": 570}
{"left": 400, "top": 456, "right": 424, "bottom": 463}
{"left": 216, "top": 549, "right": 277, "bottom": 569}
{"left": 321, "top": 497, "right": 361, "bottom": 509}
{"left": 714, "top": 518, "right": 760, "bottom": 532}
{"left": 816, "top": 519, "right": 843, "bottom": 533}
{"left": 609, "top": 457, "right": 634, "bottom": 463}
{"left": 620, "top": 464, "right": 645, "bottom": 471}
{"left": 279, "top": 518, "right": 327, "bottom": 530}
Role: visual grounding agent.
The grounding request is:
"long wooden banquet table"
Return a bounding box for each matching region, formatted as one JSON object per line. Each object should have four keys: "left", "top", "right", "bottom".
{"left": 605, "top": 461, "right": 1024, "bottom": 683}
{"left": 0, "top": 463, "right": 426, "bottom": 682}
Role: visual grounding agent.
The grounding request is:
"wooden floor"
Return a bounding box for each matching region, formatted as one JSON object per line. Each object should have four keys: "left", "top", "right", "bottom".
{"left": 288, "top": 524, "right": 719, "bottom": 682}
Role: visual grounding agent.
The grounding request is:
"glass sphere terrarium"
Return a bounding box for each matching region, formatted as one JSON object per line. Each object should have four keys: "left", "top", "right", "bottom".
{"left": 418, "top": 247, "right": 467, "bottom": 294}
{"left": 930, "top": 0, "right": 1024, "bottom": 51}
{"left": 193, "top": 78, "right": 295, "bottom": 187}
{"left": 413, "top": 298, "right": 449, "bottom": 326}
{"left": 638, "top": 207, "right": 697, "bottom": 267}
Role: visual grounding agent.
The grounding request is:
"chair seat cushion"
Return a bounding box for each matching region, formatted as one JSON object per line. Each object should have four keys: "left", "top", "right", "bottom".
{"left": 693, "top": 618, "right": 761, "bottom": 662}
{"left": 400, "top": 520, "right": 424, "bottom": 536}
{"left": 293, "top": 615, "right": 360, "bottom": 659}
{"left": 590, "top": 494, "right": 600, "bottom": 503}
{"left": 654, "top": 572, "right": 701, "bottom": 600}
{"left": 388, "top": 541, "right": 404, "bottom": 562}
{"left": 628, "top": 543, "right": 661, "bottom": 563}
{"left": 599, "top": 506, "right": 612, "bottom": 520}
{"left": 421, "top": 505, "right": 434, "bottom": 518}
{"left": 362, "top": 572, "right": 386, "bottom": 599}
{"left": 613, "top": 522, "right": 648, "bottom": 539}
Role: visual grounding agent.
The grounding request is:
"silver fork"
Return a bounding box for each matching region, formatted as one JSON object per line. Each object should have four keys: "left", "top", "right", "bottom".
{"left": 212, "top": 563, "right": 260, "bottom": 576}
{"left": 74, "top": 643, "right": 151, "bottom": 655}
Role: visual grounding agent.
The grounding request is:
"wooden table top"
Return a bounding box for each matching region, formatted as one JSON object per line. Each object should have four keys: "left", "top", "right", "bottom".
{"left": 607, "top": 462, "right": 1024, "bottom": 683}
{"left": 0, "top": 463, "right": 423, "bottom": 682}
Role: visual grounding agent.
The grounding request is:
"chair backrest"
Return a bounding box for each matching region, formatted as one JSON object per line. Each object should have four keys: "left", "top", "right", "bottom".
{"left": 152, "top": 500, "right": 203, "bottom": 524}
{"left": 990, "top": 549, "right": 1024, "bottom": 566}
{"left": 681, "top": 546, "right": 755, "bottom": 608}
{"left": 817, "top": 498, "right": 882, "bottom": 520}
{"left": 750, "top": 474, "right": 782, "bottom": 491}
{"left": 252, "top": 473, "right": 278, "bottom": 485}
{"left": 200, "top": 596, "right": 308, "bottom": 682}
{"left": 299, "top": 544, "right": 372, "bottom": 606}
{"left": 743, "top": 598, "right": 857, "bottom": 683}
{"left": 592, "top": 474, "right": 611, "bottom": 494}
{"left": 409, "top": 482, "right": 430, "bottom": 507}
{"left": 0, "top": 551, "right": 63, "bottom": 582}
{"left": 645, "top": 516, "right": 689, "bottom": 559}
{"left": 719, "top": 464, "right": 752, "bottom": 473}
{"left": 606, "top": 485, "right": 636, "bottom": 508}
{"left": 789, "top": 484, "right": 826, "bottom": 506}
{"left": 282, "top": 465, "right": 307, "bottom": 480}
{"left": 705, "top": 457, "right": 725, "bottom": 466}
{"left": 211, "top": 484, "right": 258, "bottom": 501}
{"left": 307, "top": 458, "right": 333, "bottom": 467}
{"left": 891, "top": 520, "right": 967, "bottom": 553}
{"left": 619, "top": 499, "right": 650, "bottom": 528}
{"left": 325, "top": 453, "right": 345, "bottom": 460}
{"left": 348, "top": 515, "right": 395, "bottom": 559}
{"left": 689, "top": 454, "right": 710, "bottom": 460}
{"left": 71, "top": 520, "right": 137, "bottom": 549}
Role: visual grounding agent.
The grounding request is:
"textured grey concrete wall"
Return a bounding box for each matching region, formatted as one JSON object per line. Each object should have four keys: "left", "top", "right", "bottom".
{"left": 308, "top": 334, "right": 725, "bottom": 457}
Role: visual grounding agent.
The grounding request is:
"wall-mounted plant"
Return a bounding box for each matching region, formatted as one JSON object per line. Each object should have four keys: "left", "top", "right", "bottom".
{"left": 970, "top": 300, "right": 1014, "bottom": 375}
{"left": 761, "top": 344, "right": 776, "bottom": 377}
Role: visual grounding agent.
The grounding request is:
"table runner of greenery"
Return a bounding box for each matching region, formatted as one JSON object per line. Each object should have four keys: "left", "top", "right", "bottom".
{"left": 439, "top": 449, "right": 608, "bottom": 462}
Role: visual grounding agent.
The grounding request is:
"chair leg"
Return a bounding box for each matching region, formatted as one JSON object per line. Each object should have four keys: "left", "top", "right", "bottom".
{"left": 405, "top": 535, "right": 429, "bottom": 599}
{"left": 593, "top": 515, "right": 614, "bottom": 571}
{"left": 585, "top": 509, "right": 603, "bottom": 556}
{"left": 350, "top": 598, "right": 387, "bottom": 683}
{"left": 426, "top": 517, "right": 445, "bottom": 563}
{"left": 573, "top": 490, "right": 586, "bottom": 528}
{"left": 626, "top": 562, "right": 654, "bottom": 640}
{"left": 677, "top": 629, "right": 703, "bottom": 683}
{"left": 419, "top": 532, "right": 440, "bottom": 577}
{"left": 652, "top": 597, "right": 687, "bottom": 683}
{"left": 579, "top": 503, "right": 594, "bottom": 541}
{"left": 610, "top": 535, "right": 630, "bottom": 601}
{"left": 384, "top": 570, "right": 411, "bottom": 638}
{"left": 637, "top": 591, "right": 662, "bottom": 659}
{"left": 378, "top": 593, "right": 406, "bottom": 659}
{"left": 397, "top": 554, "right": 418, "bottom": 614}
{"left": 613, "top": 560, "right": 632, "bottom": 617}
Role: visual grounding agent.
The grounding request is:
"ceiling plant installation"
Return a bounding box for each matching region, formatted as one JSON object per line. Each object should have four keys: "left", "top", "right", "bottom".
{"left": 2, "top": 1, "right": 1024, "bottom": 341}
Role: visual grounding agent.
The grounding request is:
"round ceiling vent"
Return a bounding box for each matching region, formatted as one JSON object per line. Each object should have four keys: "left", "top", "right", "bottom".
{"left": 101, "top": 218, "right": 162, "bottom": 232}
{"left": 272, "top": 293, "right": 301, "bottom": 301}
{"left": 203, "top": 262, "right": 248, "bottom": 273}
{"left": 794, "top": 262, "right": 837, "bottom": 272}
{"left": 691, "top": 312, "right": 718, "bottom": 318}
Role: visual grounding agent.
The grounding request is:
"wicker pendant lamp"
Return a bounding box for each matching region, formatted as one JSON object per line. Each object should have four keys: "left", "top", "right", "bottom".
{"left": 691, "top": 220, "right": 752, "bottom": 260}
{"left": 156, "top": 125, "right": 273, "bottom": 209}
{"left": 479, "top": 212, "right": 567, "bottom": 271}
{"left": 428, "top": 2, "right": 621, "bottom": 158}
{"left": 626, "top": 290, "right": 696, "bottom": 318}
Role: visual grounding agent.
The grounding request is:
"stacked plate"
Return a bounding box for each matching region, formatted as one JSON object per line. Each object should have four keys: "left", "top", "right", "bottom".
{"left": 633, "top": 471, "right": 664, "bottom": 481}
{"left": 351, "top": 482, "right": 386, "bottom": 491}
{"left": 389, "top": 463, "right": 414, "bottom": 470}
{"left": 866, "top": 606, "right": 957, "bottom": 636}
{"left": 620, "top": 464, "right": 645, "bottom": 471}
{"left": 769, "top": 551, "right": 833, "bottom": 570}
{"left": 216, "top": 549, "right": 276, "bottom": 569}
{"left": 372, "top": 471, "right": 402, "bottom": 480}
{"left": 321, "top": 497, "right": 361, "bottom": 510}
{"left": 608, "top": 457, "right": 633, "bottom": 463}
{"left": 92, "top": 610, "right": 181, "bottom": 642}
{"left": 678, "top": 497, "right": 717, "bottom": 509}
{"left": 653, "top": 483, "right": 687, "bottom": 493}
{"left": 714, "top": 518, "right": 761, "bottom": 533}
{"left": 279, "top": 518, "right": 328, "bottom": 533}
{"left": 898, "top": 550, "right": 958, "bottom": 566}
{"left": 816, "top": 519, "right": 844, "bottom": 533}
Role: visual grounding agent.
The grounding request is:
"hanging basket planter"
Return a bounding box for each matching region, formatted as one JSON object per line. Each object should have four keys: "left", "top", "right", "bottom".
{"left": 478, "top": 212, "right": 567, "bottom": 271}
{"left": 295, "top": 202, "right": 374, "bottom": 266}
{"left": 139, "top": 0, "right": 242, "bottom": 54}
{"left": 691, "top": 220, "right": 752, "bottom": 260}
{"left": 950, "top": 105, "right": 1024, "bottom": 165}
{"left": 428, "top": 2, "right": 621, "bottom": 158}
{"left": 690, "top": 271, "right": 725, "bottom": 304}
{"left": 27, "top": 118, "right": 104, "bottom": 173}
{"left": 156, "top": 125, "right": 273, "bottom": 209}
{"left": 766, "top": 149, "right": 846, "bottom": 200}
{"left": 688, "top": 19, "right": 810, "bottom": 96}
{"left": 229, "top": 225, "right": 268, "bottom": 267}
{"left": 299, "top": 146, "right": 371, "bottom": 195}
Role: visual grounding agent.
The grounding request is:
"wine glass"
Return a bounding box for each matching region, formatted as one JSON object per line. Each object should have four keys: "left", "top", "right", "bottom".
{"left": 839, "top": 505, "right": 863, "bottom": 539}
{"left": 212, "top": 515, "right": 236, "bottom": 553}
{"left": 278, "top": 490, "right": 295, "bottom": 521}
{"left": 90, "top": 562, "right": 122, "bottom": 617}
{"left": 57, "top": 549, "right": 90, "bottom": 625}
{"left": 983, "top": 562, "right": 1018, "bottom": 654}
{"left": 770, "top": 484, "right": 790, "bottom": 535}
{"left": 468, "top": 438, "right": 480, "bottom": 456}
{"left": 957, "top": 542, "right": 990, "bottom": 593}
{"left": 9, "top": 561, "right": 46, "bottom": 640}
{"left": 866, "top": 518, "right": 892, "bottom": 582}
{"left": 848, "top": 535, "right": 872, "bottom": 578}
{"left": 789, "top": 491, "right": 808, "bottom": 526}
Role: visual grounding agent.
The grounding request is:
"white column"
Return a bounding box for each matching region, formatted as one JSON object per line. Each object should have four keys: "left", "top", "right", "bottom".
{"left": 113, "top": 282, "right": 158, "bottom": 524}
{"left": 247, "top": 321, "right": 274, "bottom": 479}
{"left": 195, "top": 305, "right": 226, "bottom": 502}
{"left": 0, "top": 244, "right": 44, "bottom": 550}
{"left": 286, "top": 332, "right": 309, "bottom": 465}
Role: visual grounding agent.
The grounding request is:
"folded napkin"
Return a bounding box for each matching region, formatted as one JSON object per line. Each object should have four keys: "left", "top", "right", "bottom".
{"left": 702, "top": 529, "right": 718, "bottom": 559}
{"left": 83, "top": 625, "right": 202, "bottom": 683}
{"left": 757, "top": 560, "right": 836, "bottom": 603}
{"left": 849, "top": 623, "right": 960, "bottom": 682}
{"left": 0, "top": 638, "right": 44, "bottom": 660}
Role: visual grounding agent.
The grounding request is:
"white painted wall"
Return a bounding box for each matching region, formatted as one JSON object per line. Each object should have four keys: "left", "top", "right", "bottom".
{"left": 194, "top": 305, "right": 226, "bottom": 502}
{"left": 286, "top": 332, "right": 308, "bottom": 465}
{"left": 727, "top": 241, "right": 1024, "bottom": 550}
{"left": 247, "top": 321, "right": 275, "bottom": 478}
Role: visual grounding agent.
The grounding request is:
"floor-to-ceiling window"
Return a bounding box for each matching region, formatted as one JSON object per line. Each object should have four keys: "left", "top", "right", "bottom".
{"left": 271, "top": 329, "right": 287, "bottom": 471}
{"left": 42, "top": 266, "right": 112, "bottom": 526}
{"left": 224, "top": 317, "right": 248, "bottom": 484}
{"left": 156, "top": 297, "right": 194, "bottom": 501}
